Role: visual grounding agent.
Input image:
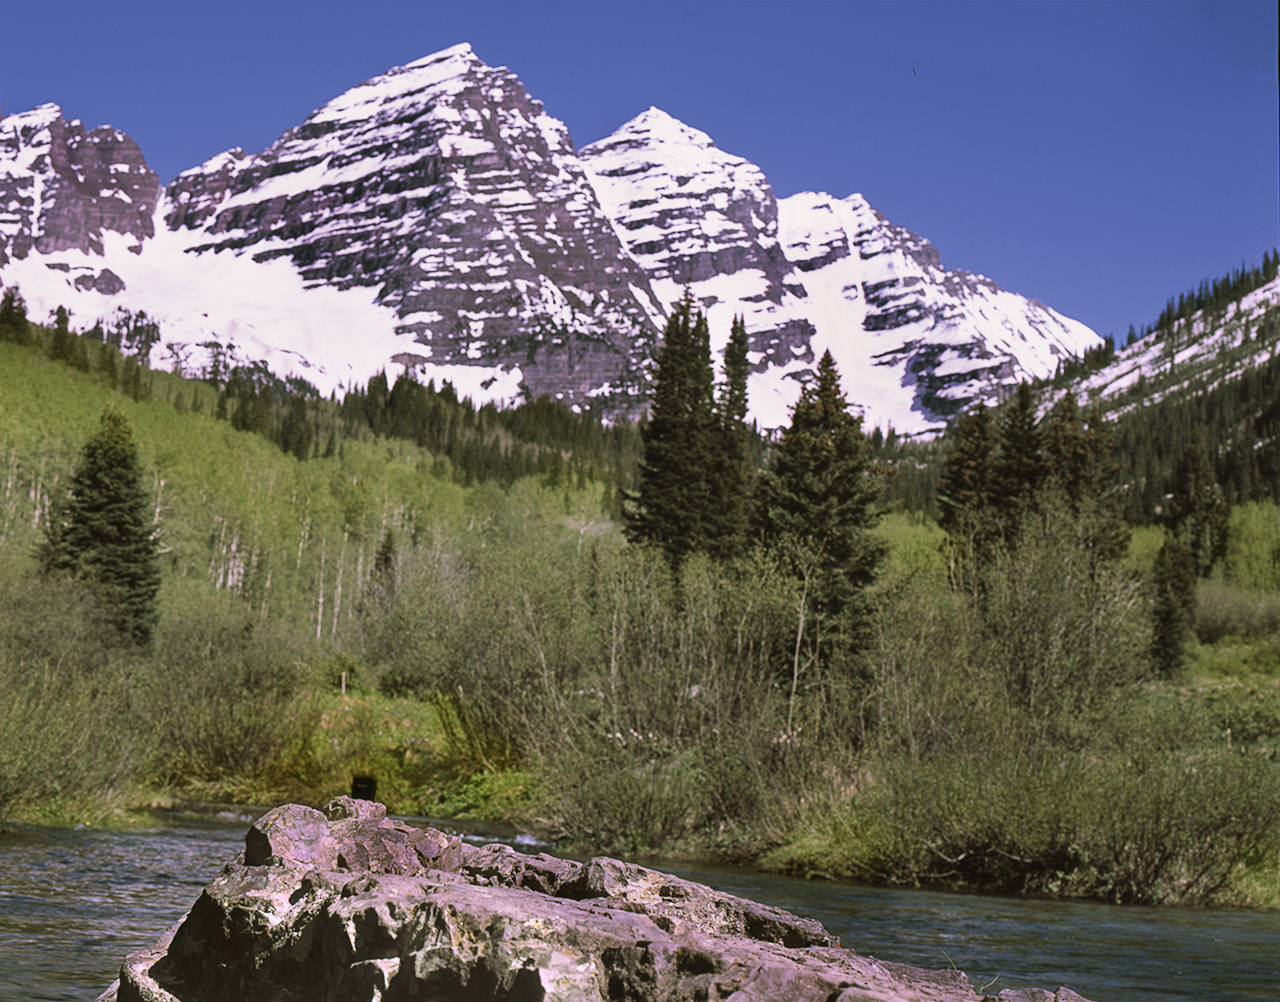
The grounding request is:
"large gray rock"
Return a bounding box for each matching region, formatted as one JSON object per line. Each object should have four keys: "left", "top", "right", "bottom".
{"left": 96, "top": 800, "right": 1095, "bottom": 1002}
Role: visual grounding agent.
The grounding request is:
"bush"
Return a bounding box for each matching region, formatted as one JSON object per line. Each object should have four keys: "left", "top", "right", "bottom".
{"left": 812, "top": 497, "right": 1280, "bottom": 905}
{"left": 1195, "top": 579, "right": 1280, "bottom": 644}
{"left": 143, "top": 586, "right": 312, "bottom": 798}
{"left": 363, "top": 530, "right": 854, "bottom": 853}
{"left": 872, "top": 497, "right": 1151, "bottom": 759}
{"left": 0, "top": 562, "right": 148, "bottom": 818}
{"left": 1224, "top": 501, "right": 1280, "bottom": 593}
{"left": 870, "top": 727, "right": 1280, "bottom": 904}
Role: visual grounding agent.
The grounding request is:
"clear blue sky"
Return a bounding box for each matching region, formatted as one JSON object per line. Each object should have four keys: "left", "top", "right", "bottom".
{"left": 1, "top": 0, "right": 1276, "bottom": 344}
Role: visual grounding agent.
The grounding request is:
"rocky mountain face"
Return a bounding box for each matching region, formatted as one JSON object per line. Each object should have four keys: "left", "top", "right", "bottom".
{"left": 162, "top": 44, "right": 663, "bottom": 408}
{"left": 0, "top": 103, "right": 159, "bottom": 265}
{"left": 580, "top": 108, "right": 817, "bottom": 375}
{"left": 777, "top": 191, "right": 1098, "bottom": 423}
{"left": 578, "top": 109, "right": 1096, "bottom": 428}
{"left": 0, "top": 44, "right": 1101, "bottom": 434}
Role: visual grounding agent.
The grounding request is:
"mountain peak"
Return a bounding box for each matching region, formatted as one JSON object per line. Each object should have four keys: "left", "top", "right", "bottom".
{"left": 403, "top": 42, "right": 475, "bottom": 68}
{"left": 1, "top": 51, "right": 1104, "bottom": 434}
{"left": 305, "top": 43, "right": 496, "bottom": 129}
{"left": 0, "top": 103, "right": 160, "bottom": 261}
{"left": 603, "top": 107, "right": 718, "bottom": 152}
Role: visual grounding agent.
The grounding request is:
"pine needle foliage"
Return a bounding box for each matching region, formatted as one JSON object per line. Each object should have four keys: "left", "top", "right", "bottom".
{"left": 755, "top": 350, "right": 884, "bottom": 651}
{"left": 936, "top": 400, "right": 999, "bottom": 549}
{"left": 704, "top": 315, "right": 753, "bottom": 560}
{"left": 1165, "top": 436, "right": 1229, "bottom": 578}
{"left": 625, "top": 293, "right": 718, "bottom": 564}
{"left": 993, "top": 382, "right": 1043, "bottom": 540}
{"left": 38, "top": 402, "right": 161, "bottom": 647}
{"left": 0, "top": 286, "right": 32, "bottom": 347}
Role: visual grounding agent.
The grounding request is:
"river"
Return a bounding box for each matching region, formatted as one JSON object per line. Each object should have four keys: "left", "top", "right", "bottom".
{"left": 1, "top": 817, "right": 1276, "bottom": 1001}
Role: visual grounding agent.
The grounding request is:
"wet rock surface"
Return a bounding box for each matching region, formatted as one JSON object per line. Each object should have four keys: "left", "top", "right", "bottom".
{"left": 96, "top": 800, "right": 1096, "bottom": 1002}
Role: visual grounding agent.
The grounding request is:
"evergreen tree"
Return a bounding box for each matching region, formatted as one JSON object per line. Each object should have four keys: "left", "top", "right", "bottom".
{"left": 0, "top": 286, "right": 32, "bottom": 346}
{"left": 1165, "top": 436, "right": 1228, "bottom": 578}
{"left": 1150, "top": 537, "right": 1197, "bottom": 676}
{"left": 97, "top": 343, "right": 119, "bottom": 391}
{"left": 755, "top": 350, "right": 884, "bottom": 652}
{"left": 625, "top": 293, "right": 717, "bottom": 564}
{"left": 39, "top": 403, "right": 161, "bottom": 646}
{"left": 1043, "top": 393, "right": 1093, "bottom": 505}
{"left": 50, "top": 305, "right": 72, "bottom": 363}
{"left": 937, "top": 401, "right": 999, "bottom": 552}
{"left": 280, "top": 396, "right": 313, "bottom": 461}
{"left": 721, "top": 315, "right": 750, "bottom": 427}
{"left": 703, "top": 315, "right": 753, "bottom": 560}
{"left": 1147, "top": 437, "right": 1227, "bottom": 676}
{"left": 993, "top": 382, "right": 1042, "bottom": 536}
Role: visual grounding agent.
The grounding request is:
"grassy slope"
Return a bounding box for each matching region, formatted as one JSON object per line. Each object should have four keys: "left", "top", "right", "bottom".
{"left": 0, "top": 338, "right": 603, "bottom": 821}
{"left": 3, "top": 338, "right": 1279, "bottom": 908}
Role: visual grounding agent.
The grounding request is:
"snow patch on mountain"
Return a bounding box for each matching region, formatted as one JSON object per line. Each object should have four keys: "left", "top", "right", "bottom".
{"left": 1065, "top": 277, "right": 1280, "bottom": 417}
{"left": 0, "top": 208, "right": 525, "bottom": 401}
{"left": 2, "top": 45, "right": 1108, "bottom": 432}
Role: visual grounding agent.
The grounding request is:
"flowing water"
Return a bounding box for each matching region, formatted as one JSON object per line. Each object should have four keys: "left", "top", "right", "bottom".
{"left": 1, "top": 818, "right": 1276, "bottom": 1001}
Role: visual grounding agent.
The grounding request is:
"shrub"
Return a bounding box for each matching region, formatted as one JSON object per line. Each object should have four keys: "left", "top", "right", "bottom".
{"left": 1195, "top": 579, "right": 1280, "bottom": 644}
{"left": 0, "top": 560, "right": 148, "bottom": 818}
{"left": 143, "top": 587, "right": 311, "bottom": 796}
{"left": 1224, "top": 501, "right": 1280, "bottom": 593}
{"left": 870, "top": 730, "right": 1280, "bottom": 904}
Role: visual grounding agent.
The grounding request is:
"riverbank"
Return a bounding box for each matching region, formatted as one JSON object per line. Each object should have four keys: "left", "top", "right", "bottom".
{"left": 4, "top": 527, "right": 1280, "bottom": 911}
{"left": 7, "top": 708, "right": 1278, "bottom": 915}
{"left": 5, "top": 815, "right": 1280, "bottom": 1002}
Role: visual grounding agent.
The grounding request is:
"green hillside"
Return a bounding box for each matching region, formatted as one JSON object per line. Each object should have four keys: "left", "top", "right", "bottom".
{"left": 3, "top": 296, "right": 1279, "bottom": 911}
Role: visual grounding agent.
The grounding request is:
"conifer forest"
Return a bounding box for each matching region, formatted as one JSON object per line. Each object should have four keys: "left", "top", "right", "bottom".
{"left": 2, "top": 253, "right": 1280, "bottom": 910}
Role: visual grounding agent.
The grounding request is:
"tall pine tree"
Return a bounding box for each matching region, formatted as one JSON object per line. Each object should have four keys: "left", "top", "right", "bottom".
{"left": 1165, "top": 435, "right": 1228, "bottom": 578}
{"left": 49, "top": 305, "right": 72, "bottom": 363}
{"left": 937, "top": 400, "right": 1000, "bottom": 554}
{"left": 703, "top": 315, "right": 753, "bottom": 560}
{"left": 755, "top": 350, "right": 884, "bottom": 653}
{"left": 625, "top": 293, "right": 717, "bottom": 564}
{"left": 39, "top": 402, "right": 161, "bottom": 647}
{"left": 0, "top": 286, "right": 32, "bottom": 346}
{"left": 1043, "top": 393, "right": 1095, "bottom": 506}
{"left": 993, "top": 382, "right": 1042, "bottom": 539}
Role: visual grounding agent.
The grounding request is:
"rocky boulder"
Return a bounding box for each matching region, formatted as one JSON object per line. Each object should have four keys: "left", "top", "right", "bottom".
{"left": 96, "top": 799, "right": 1095, "bottom": 1002}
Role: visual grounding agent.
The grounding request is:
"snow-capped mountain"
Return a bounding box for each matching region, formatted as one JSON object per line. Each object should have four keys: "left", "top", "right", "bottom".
{"left": 0, "top": 43, "right": 1102, "bottom": 434}
{"left": 579, "top": 108, "right": 1098, "bottom": 429}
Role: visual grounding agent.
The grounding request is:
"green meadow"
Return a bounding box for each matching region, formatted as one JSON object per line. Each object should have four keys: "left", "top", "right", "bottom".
{"left": 2, "top": 326, "right": 1279, "bottom": 910}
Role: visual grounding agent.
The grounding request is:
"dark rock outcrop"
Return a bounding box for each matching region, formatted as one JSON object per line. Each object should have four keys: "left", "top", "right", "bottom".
{"left": 73, "top": 268, "right": 126, "bottom": 294}
{"left": 95, "top": 799, "right": 1096, "bottom": 1002}
{"left": 163, "top": 44, "right": 664, "bottom": 410}
{"left": 0, "top": 104, "right": 159, "bottom": 263}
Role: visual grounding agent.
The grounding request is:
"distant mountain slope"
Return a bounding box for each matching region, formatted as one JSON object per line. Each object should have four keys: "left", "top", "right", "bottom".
{"left": 1059, "top": 275, "right": 1280, "bottom": 518}
{"left": 1, "top": 43, "right": 1101, "bottom": 433}
{"left": 1066, "top": 278, "right": 1280, "bottom": 416}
